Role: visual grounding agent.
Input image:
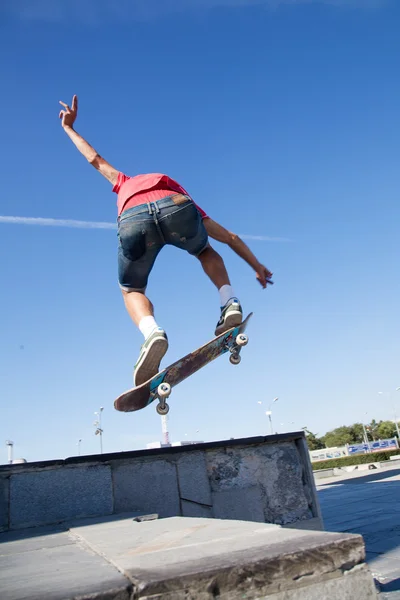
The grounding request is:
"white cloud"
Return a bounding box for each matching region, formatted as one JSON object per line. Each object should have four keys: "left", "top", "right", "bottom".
{"left": 0, "top": 0, "right": 386, "bottom": 23}
{"left": 0, "top": 215, "right": 289, "bottom": 241}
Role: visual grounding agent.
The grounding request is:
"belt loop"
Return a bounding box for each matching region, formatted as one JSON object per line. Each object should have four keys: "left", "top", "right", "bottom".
{"left": 155, "top": 200, "right": 160, "bottom": 214}
{"left": 147, "top": 202, "right": 152, "bottom": 214}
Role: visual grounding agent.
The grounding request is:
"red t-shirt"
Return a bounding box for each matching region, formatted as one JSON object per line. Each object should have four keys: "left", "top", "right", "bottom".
{"left": 112, "top": 173, "right": 209, "bottom": 219}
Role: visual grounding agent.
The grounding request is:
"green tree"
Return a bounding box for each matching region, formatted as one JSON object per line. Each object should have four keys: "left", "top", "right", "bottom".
{"left": 303, "top": 428, "right": 325, "bottom": 450}
{"left": 322, "top": 426, "right": 356, "bottom": 447}
{"left": 376, "top": 420, "right": 397, "bottom": 439}
{"left": 349, "top": 423, "right": 366, "bottom": 444}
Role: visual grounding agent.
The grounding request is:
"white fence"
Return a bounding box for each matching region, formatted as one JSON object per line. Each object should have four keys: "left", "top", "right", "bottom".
{"left": 310, "top": 438, "right": 398, "bottom": 462}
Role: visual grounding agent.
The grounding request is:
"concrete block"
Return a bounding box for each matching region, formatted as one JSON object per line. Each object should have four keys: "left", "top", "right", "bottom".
{"left": 69, "top": 516, "right": 373, "bottom": 600}
{"left": 212, "top": 485, "right": 265, "bottom": 522}
{"left": 0, "top": 530, "right": 131, "bottom": 600}
{"left": 283, "top": 516, "right": 324, "bottom": 531}
{"left": 177, "top": 451, "right": 212, "bottom": 505}
{"left": 0, "top": 476, "right": 9, "bottom": 532}
{"left": 207, "top": 443, "right": 313, "bottom": 525}
{"left": 10, "top": 464, "right": 113, "bottom": 530}
{"left": 112, "top": 459, "right": 180, "bottom": 517}
{"left": 181, "top": 500, "right": 213, "bottom": 519}
{"left": 268, "top": 565, "right": 377, "bottom": 600}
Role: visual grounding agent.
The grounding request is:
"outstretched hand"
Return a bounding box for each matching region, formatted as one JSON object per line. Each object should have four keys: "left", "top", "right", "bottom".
{"left": 256, "top": 264, "right": 274, "bottom": 289}
{"left": 59, "top": 95, "right": 78, "bottom": 128}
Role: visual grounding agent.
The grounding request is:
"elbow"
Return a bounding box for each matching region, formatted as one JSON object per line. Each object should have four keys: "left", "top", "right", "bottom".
{"left": 88, "top": 152, "right": 101, "bottom": 166}
{"left": 228, "top": 232, "right": 239, "bottom": 247}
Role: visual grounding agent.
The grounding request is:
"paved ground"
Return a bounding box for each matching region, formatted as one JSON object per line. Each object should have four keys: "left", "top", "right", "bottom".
{"left": 317, "top": 465, "right": 400, "bottom": 599}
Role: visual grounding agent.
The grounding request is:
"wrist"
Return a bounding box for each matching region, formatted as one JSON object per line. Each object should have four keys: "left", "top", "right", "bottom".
{"left": 63, "top": 124, "right": 74, "bottom": 132}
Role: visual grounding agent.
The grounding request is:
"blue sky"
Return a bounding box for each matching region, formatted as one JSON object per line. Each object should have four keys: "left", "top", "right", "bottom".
{"left": 0, "top": 0, "right": 399, "bottom": 463}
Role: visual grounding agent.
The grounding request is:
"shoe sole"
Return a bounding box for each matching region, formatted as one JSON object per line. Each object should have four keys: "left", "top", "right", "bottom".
{"left": 134, "top": 337, "right": 169, "bottom": 387}
{"left": 215, "top": 310, "right": 243, "bottom": 336}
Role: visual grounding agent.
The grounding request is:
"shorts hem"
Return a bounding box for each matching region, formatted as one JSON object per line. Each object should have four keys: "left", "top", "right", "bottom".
{"left": 119, "top": 284, "right": 147, "bottom": 293}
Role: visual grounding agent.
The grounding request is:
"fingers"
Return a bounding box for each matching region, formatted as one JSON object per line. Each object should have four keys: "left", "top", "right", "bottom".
{"left": 256, "top": 273, "right": 267, "bottom": 288}
{"left": 71, "top": 95, "right": 78, "bottom": 111}
{"left": 59, "top": 101, "right": 70, "bottom": 111}
{"left": 59, "top": 110, "right": 65, "bottom": 119}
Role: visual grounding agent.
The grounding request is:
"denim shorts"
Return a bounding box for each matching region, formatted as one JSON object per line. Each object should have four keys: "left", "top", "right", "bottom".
{"left": 117, "top": 195, "right": 209, "bottom": 292}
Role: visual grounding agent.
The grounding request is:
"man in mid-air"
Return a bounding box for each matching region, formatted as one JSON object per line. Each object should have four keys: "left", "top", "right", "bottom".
{"left": 59, "top": 95, "right": 273, "bottom": 386}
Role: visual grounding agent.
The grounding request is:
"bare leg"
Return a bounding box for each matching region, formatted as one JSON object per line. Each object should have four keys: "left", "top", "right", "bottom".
{"left": 197, "top": 245, "right": 231, "bottom": 289}
{"left": 122, "top": 290, "right": 154, "bottom": 327}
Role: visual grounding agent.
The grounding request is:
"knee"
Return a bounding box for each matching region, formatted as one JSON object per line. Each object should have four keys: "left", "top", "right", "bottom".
{"left": 197, "top": 244, "right": 217, "bottom": 261}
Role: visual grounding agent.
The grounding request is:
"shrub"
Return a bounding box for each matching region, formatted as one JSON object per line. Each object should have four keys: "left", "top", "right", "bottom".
{"left": 312, "top": 449, "right": 400, "bottom": 470}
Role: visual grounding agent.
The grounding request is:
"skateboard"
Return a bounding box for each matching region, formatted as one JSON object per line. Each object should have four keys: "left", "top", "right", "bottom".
{"left": 114, "top": 313, "right": 253, "bottom": 415}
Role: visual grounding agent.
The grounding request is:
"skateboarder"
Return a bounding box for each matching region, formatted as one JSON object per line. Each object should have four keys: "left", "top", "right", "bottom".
{"left": 59, "top": 95, "right": 273, "bottom": 385}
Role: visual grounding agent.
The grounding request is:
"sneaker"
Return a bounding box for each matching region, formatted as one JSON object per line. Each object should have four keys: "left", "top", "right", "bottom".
{"left": 134, "top": 328, "right": 168, "bottom": 387}
{"left": 215, "top": 298, "right": 243, "bottom": 336}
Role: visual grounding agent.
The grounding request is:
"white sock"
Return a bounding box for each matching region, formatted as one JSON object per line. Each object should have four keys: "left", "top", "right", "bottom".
{"left": 138, "top": 316, "right": 159, "bottom": 339}
{"left": 219, "top": 284, "right": 235, "bottom": 307}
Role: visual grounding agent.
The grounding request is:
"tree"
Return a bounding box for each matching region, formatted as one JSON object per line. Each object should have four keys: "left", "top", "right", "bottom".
{"left": 376, "top": 420, "right": 397, "bottom": 439}
{"left": 303, "top": 429, "right": 325, "bottom": 451}
{"left": 348, "top": 423, "right": 366, "bottom": 444}
{"left": 320, "top": 419, "right": 398, "bottom": 449}
{"left": 322, "top": 426, "right": 356, "bottom": 448}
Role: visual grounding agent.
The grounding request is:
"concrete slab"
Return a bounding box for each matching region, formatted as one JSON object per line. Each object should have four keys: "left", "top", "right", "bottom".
{"left": 212, "top": 485, "right": 265, "bottom": 522}
{"left": 207, "top": 442, "right": 313, "bottom": 525}
{"left": 177, "top": 451, "right": 212, "bottom": 505}
{"left": 268, "top": 566, "right": 376, "bottom": 600}
{"left": 70, "top": 516, "right": 372, "bottom": 599}
{"left": 0, "top": 529, "right": 131, "bottom": 600}
{"left": 0, "top": 527, "right": 71, "bottom": 555}
{"left": 0, "top": 514, "right": 376, "bottom": 600}
{"left": 112, "top": 458, "right": 181, "bottom": 517}
{"left": 9, "top": 464, "right": 113, "bottom": 529}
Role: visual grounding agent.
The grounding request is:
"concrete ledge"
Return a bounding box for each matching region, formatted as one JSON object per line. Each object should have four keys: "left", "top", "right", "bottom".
{"left": 0, "top": 434, "right": 322, "bottom": 533}
{"left": 0, "top": 516, "right": 376, "bottom": 600}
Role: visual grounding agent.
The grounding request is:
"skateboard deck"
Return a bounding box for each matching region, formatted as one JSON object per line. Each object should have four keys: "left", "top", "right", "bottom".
{"left": 114, "top": 312, "right": 253, "bottom": 414}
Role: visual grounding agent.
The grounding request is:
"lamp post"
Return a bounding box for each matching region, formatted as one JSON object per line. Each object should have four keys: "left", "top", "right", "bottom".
{"left": 94, "top": 407, "right": 104, "bottom": 454}
{"left": 77, "top": 439, "right": 82, "bottom": 456}
{"left": 265, "top": 397, "right": 279, "bottom": 434}
{"left": 5, "top": 440, "right": 14, "bottom": 464}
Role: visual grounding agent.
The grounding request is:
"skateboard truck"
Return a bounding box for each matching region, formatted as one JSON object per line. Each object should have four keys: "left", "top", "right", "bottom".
{"left": 155, "top": 383, "right": 171, "bottom": 416}
{"left": 228, "top": 333, "right": 248, "bottom": 365}
{"left": 154, "top": 334, "right": 249, "bottom": 414}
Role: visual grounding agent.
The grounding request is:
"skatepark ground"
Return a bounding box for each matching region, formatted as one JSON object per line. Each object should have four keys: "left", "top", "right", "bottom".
{"left": 1, "top": 437, "right": 398, "bottom": 598}
{"left": 317, "top": 464, "right": 400, "bottom": 599}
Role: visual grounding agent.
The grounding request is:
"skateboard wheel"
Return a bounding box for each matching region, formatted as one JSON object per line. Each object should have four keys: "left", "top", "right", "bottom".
{"left": 229, "top": 354, "right": 241, "bottom": 365}
{"left": 236, "top": 334, "right": 248, "bottom": 347}
{"left": 157, "top": 383, "right": 171, "bottom": 399}
{"left": 156, "top": 402, "right": 169, "bottom": 416}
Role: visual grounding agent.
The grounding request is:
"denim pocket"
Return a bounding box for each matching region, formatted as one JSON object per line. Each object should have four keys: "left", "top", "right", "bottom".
{"left": 118, "top": 220, "right": 147, "bottom": 262}
{"left": 159, "top": 202, "right": 201, "bottom": 241}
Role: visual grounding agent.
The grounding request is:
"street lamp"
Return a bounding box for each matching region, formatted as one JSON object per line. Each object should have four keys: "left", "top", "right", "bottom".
{"left": 77, "top": 439, "right": 82, "bottom": 456}
{"left": 5, "top": 440, "right": 14, "bottom": 464}
{"left": 266, "top": 397, "right": 279, "bottom": 434}
{"left": 94, "top": 407, "right": 104, "bottom": 454}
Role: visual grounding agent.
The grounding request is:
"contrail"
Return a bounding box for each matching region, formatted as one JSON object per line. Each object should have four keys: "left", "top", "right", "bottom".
{"left": 0, "top": 215, "right": 290, "bottom": 241}
{"left": 0, "top": 215, "right": 115, "bottom": 230}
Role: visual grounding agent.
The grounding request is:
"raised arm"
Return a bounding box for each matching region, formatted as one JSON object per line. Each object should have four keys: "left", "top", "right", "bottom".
{"left": 204, "top": 218, "right": 273, "bottom": 288}
{"left": 59, "top": 95, "right": 119, "bottom": 185}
